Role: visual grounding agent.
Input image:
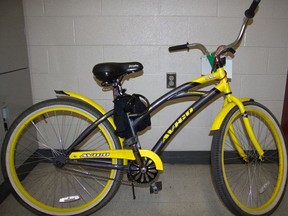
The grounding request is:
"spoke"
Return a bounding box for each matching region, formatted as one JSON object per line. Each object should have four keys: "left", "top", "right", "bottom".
{"left": 31, "top": 121, "right": 61, "bottom": 158}
{"left": 63, "top": 166, "right": 114, "bottom": 184}
{"left": 70, "top": 174, "right": 93, "bottom": 201}
{"left": 44, "top": 112, "right": 63, "bottom": 150}
{"left": 51, "top": 110, "right": 63, "bottom": 149}
{"left": 63, "top": 112, "right": 76, "bottom": 149}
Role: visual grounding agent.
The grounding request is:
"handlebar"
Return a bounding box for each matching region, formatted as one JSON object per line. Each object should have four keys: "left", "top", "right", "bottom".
{"left": 168, "top": 0, "right": 261, "bottom": 56}
{"left": 168, "top": 43, "right": 209, "bottom": 55}
{"left": 245, "top": 0, "right": 261, "bottom": 18}
{"left": 168, "top": 43, "right": 189, "bottom": 52}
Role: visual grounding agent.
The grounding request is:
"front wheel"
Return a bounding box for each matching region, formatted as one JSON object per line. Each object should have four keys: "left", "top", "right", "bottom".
{"left": 211, "top": 101, "right": 287, "bottom": 215}
{"left": 1, "top": 98, "right": 123, "bottom": 216}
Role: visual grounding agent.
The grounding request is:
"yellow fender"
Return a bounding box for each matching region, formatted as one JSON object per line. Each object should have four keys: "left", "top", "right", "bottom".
{"left": 55, "top": 90, "right": 116, "bottom": 130}
{"left": 210, "top": 98, "right": 252, "bottom": 131}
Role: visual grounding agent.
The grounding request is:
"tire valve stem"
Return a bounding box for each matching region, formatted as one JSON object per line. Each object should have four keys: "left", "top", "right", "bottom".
{"left": 259, "top": 181, "right": 270, "bottom": 194}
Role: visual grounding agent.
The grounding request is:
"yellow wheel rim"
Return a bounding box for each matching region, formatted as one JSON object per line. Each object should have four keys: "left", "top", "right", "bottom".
{"left": 222, "top": 107, "right": 286, "bottom": 214}
{"left": 7, "top": 106, "right": 118, "bottom": 215}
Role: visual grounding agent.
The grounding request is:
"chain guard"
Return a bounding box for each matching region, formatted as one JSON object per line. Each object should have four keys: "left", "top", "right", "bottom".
{"left": 127, "top": 157, "right": 159, "bottom": 184}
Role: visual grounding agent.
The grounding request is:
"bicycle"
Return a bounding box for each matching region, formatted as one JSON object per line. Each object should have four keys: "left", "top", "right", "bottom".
{"left": 1, "top": 0, "right": 287, "bottom": 215}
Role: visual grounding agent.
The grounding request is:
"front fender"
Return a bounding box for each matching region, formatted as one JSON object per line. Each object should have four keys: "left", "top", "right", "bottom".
{"left": 210, "top": 98, "right": 253, "bottom": 131}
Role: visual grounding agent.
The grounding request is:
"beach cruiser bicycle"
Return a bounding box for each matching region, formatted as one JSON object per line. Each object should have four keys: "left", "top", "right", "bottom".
{"left": 2, "top": 0, "right": 287, "bottom": 215}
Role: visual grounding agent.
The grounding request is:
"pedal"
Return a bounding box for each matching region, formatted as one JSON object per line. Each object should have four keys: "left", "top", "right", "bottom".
{"left": 150, "top": 181, "right": 162, "bottom": 194}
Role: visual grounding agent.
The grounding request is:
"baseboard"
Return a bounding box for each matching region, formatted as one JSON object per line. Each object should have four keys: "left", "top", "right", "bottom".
{"left": 160, "top": 151, "right": 211, "bottom": 164}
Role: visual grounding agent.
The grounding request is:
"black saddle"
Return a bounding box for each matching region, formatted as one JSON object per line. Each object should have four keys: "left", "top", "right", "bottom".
{"left": 93, "top": 62, "right": 143, "bottom": 84}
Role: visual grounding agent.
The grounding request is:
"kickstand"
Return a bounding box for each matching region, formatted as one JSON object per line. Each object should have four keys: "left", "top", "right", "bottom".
{"left": 131, "top": 183, "right": 136, "bottom": 200}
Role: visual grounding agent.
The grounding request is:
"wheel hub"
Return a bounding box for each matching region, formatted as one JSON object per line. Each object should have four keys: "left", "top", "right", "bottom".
{"left": 53, "top": 154, "right": 68, "bottom": 168}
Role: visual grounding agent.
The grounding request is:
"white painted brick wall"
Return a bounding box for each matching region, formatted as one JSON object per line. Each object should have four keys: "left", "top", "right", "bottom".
{"left": 23, "top": 0, "right": 288, "bottom": 150}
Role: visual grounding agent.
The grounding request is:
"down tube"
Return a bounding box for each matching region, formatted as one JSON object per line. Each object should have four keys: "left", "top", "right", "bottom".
{"left": 152, "top": 88, "right": 221, "bottom": 154}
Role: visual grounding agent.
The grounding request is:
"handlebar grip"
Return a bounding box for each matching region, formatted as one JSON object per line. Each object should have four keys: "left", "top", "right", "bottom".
{"left": 245, "top": 0, "right": 261, "bottom": 18}
{"left": 168, "top": 43, "right": 189, "bottom": 52}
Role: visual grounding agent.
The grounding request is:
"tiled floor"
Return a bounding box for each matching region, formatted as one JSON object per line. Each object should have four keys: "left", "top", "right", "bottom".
{"left": 0, "top": 164, "right": 288, "bottom": 216}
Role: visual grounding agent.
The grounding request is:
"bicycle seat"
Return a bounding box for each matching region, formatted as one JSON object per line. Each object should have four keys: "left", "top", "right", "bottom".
{"left": 93, "top": 62, "right": 143, "bottom": 83}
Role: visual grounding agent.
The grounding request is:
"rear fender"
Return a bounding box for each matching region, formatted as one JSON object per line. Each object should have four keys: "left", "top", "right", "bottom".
{"left": 55, "top": 90, "right": 116, "bottom": 129}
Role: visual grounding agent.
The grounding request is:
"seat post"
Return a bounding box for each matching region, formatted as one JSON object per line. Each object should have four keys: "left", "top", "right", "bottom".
{"left": 112, "top": 79, "right": 125, "bottom": 99}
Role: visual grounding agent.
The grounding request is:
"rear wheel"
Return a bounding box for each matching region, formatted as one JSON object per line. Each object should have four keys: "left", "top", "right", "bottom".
{"left": 2, "top": 98, "right": 123, "bottom": 215}
{"left": 211, "top": 101, "right": 287, "bottom": 215}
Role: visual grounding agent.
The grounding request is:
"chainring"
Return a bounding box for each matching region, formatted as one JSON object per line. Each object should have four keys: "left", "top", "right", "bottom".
{"left": 127, "top": 157, "right": 158, "bottom": 184}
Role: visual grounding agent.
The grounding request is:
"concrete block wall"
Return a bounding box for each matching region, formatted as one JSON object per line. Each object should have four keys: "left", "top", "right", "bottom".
{"left": 23, "top": 0, "right": 288, "bottom": 150}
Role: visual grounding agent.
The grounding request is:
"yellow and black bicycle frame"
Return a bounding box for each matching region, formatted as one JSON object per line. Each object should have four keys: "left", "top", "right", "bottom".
{"left": 57, "top": 65, "right": 264, "bottom": 171}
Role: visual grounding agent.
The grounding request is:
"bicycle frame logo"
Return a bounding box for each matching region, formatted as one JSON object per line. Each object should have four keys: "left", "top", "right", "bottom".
{"left": 205, "top": 73, "right": 216, "bottom": 80}
{"left": 80, "top": 152, "right": 110, "bottom": 158}
{"left": 162, "top": 107, "right": 193, "bottom": 143}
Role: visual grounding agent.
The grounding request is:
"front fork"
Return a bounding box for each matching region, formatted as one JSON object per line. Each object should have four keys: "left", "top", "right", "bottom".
{"left": 224, "top": 94, "right": 264, "bottom": 161}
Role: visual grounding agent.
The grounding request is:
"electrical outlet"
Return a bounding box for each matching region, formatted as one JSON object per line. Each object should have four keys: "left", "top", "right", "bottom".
{"left": 166, "top": 73, "right": 176, "bottom": 88}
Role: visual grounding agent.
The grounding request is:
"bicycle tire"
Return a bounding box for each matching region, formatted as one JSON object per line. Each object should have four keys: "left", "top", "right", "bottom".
{"left": 1, "top": 98, "right": 123, "bottom": 216}
{"left": 211, "top": 101, "right": 287, "bottom": 215}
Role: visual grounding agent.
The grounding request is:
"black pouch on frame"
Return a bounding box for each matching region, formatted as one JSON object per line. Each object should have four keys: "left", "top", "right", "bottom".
{"left": 113, "top": 94, "right": 151, "bottom": 139}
